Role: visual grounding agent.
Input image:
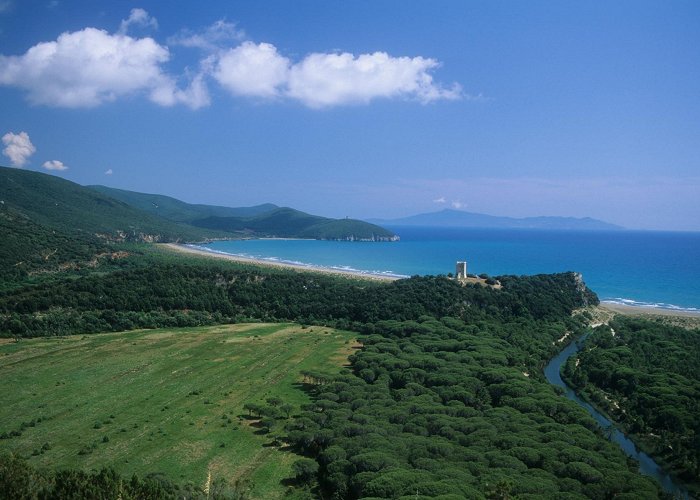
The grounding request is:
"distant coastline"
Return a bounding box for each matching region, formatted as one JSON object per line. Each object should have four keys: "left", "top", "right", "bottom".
{"left": 162, "top": 243, "right": 401, "bottom": 282}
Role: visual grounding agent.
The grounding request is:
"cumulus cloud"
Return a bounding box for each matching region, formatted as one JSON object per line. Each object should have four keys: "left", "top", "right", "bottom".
{"left": 212, "top": 42, "right": 290, "bottom": 98}
{"left": 168, "top": 20, "right": 244, "bottom": 51}
{"left": 286, "top": 51, "right": 461, "bottom": 108}
{"left": 210, "top": 43, "right": 461, "bottom": 107}
{"left": 433, "top": 197, "right": 446, "bottom": 204}
{"left": 2, "top": 131, "right": 35, "bottom": 167}
{"left": 451, "top": 201, "right": 464, "bottom": 209}
{"left": 42, "top": 159, "right": 67, "bottom": 171}
{"left": 118, "top": 8, "right": 158, "bottom": 35}
{"left": 0, "top": 12, "right": 207, "bottom": 109}
{"left": 0, "top": 13, "right": 461, "bottom": 110}
{"left": 104, "top": 168, "right": 113, "bottom": 175}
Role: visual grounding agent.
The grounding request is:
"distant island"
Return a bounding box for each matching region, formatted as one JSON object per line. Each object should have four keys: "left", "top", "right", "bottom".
{"left": 369, "top": 208, "right": 622, "bottom": 230}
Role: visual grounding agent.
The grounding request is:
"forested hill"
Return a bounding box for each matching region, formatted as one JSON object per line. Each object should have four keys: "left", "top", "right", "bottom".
{"left": 0, "top": 167, "right": 396, "bottom": 286}
{"left": 88, "top": 185, "right": 278, "bottom": 222}
{"left": 0, "top": 167, "right": 225, "bottom": 287}
{"left": 192, "top": 208, "right": 398, "bottom": 241}
{"left": 1, "top": 254, "right": 664, "bottom": 498}
{"left": 89, "top": 184, "right": 398, "bottom": 241}
{"left": 0, "top": 166, "right": 221, "bottom": 243}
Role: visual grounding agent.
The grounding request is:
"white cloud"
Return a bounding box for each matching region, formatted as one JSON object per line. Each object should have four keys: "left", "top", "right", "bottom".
{"left": 2, "top": 131, "right": 35, "bottom": 167}
{"left": 287, "top": 51, "right": 461, "bottom": 108}
{"left": 149, "top": 70, "right": 210, "bottom": 109}
{"left": 211, "top": 44, "right": 461, "bottom": 107}
{"left": 0, "top": 25, "right": 207, "bottom": 109}
{"left": 168, "top": 20, "right": 244, "bottom": 52}
{"left": 213, "top": 42, "right": 290, "bottom": 98}
{"left": 433, "top": 197, "right": 446, "bottom": 204}
{"left": 43, "top": 159, "right": 67, "bottom": 171}
{"left": 104, "top": 168, "right": 113, "bottom": 175}
{"left": 451, "top": 201, "right": 464, "bottom": 209}
{"left": 188, "top": 20, "right": 461, "bottom": 106}
{"left": 0, "top": 15, "right": 461, "bottom": 110}
{"left": 118, "top": 8, "right": 158, "bottom": 35}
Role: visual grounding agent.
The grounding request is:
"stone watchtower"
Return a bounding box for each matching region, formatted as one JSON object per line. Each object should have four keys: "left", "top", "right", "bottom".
{"left": 456, "top": 261, "right": 467, "bottom": 280}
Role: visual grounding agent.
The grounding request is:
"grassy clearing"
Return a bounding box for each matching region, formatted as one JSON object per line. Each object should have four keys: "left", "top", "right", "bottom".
{"left": 0, "top": 323, "right": 356, "bottom": 498}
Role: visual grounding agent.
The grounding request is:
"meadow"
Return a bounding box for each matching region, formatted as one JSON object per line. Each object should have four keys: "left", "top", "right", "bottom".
{"left": 0, "top": 323, "right": 356, "bottom": 498}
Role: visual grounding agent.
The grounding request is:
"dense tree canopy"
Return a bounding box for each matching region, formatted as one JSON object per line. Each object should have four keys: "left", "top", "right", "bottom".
{"left": 564, "top": 317, "right": 700, "bottom": 494}
{"left": 0, "top": 247, "right": 672, "bottom": 499}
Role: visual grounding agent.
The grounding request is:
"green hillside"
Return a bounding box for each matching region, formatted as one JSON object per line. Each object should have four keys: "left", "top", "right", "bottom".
{"left": 0, "top": 167, "right": 222, "bottom": 243}
{"left": 88, "top": 185, "right": 397, "bottom": 241}
{"left": 297, "top": 218, "right": 399, "bottom": 241}
{"left": 0, "top": 205, "right": 109, "bottom": 288}
{"left": 88, "top": 185, "right": 278, "bottom": 222}
{"left": 193, "top": 207, "right": 398, "bottom": 241}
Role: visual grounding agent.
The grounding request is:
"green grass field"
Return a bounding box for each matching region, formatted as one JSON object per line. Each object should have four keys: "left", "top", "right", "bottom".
{"left": 0, "top": 323, "right": 356, "bottom": 498}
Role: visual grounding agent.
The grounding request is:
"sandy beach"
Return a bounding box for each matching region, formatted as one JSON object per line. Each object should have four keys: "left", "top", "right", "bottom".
{"left": 600, "top": 302, "right": 700, "bottom": 318}
{"left": 161, "top": 243, "right": 400, "bottom": 282}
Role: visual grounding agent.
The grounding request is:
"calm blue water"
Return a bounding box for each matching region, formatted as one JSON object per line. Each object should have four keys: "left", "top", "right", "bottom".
{"left": 200, "top": 227, "right": 700, "bottom": 311}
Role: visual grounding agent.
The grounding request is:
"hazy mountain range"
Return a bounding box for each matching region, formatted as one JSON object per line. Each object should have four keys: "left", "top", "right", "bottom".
{"left": 369, "top": 209, "right": 622, "bottom": 231}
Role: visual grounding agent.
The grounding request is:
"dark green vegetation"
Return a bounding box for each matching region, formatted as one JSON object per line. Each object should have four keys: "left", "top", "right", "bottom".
{"left": 88, "top": 185, "right": 277, "bottom": 222}
{"left": 0, "top": 166, "right": 220, "bottom": 243}
{"left": 0, "top": 166, "right": 395, "bottom": 289}
{"left": 90, "top": 183, "right": 397, "bottom": 241}
{"left": 0, "top": 243, "right": 665, "bottom": 498}
{"left": 0, "top": 166, "right": 221, "bottom": 288}
{"left": 0, "top": 251, "right": 594, "bottom": 345}
{"left": 193, "top": 208, "right": 397, "bottom": 241}
{"left": 564, "top": 317, "right": 700, "bottom": 495}
{"left": 0, "top": 170, "right": 680, "bottom": 498}
{"left": 0, "top": 204, "right": 110, "bottom": 289}
{"left": 0, "top": 166, "right": 395, "bottom": 284}
{"left": 0, "top": 453, "right": 241, "bottom": 500}
{"left": 0, "top": 323, "right": 355, "bottom": 498}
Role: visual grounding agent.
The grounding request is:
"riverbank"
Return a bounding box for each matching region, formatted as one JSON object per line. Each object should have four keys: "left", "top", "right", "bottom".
{"left": 161, "top": 243, "right": 400, "bottom": 282}
{"left": 547, "top": 331, "right": 692, "bottom": 498}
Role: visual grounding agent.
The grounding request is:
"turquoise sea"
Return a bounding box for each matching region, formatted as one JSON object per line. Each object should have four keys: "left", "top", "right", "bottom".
{"left": 200, "top": 227, "right": 700, "bottom": 312}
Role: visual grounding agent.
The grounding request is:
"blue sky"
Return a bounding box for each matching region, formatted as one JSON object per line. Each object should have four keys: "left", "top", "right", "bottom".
{"left": 1, "top": 1, "right": 699, "bottom": 230}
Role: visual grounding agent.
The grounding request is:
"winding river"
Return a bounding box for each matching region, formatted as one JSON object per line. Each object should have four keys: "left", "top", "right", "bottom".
{"left": 544, "top": 333, "right": 690, "bottom": 498}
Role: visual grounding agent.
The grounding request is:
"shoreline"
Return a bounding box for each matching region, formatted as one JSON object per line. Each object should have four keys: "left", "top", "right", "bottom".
{"left": 161, "top": 243, "right": 400, "bottom": 282}
{"left": 163, "top": 244, "right": 700, "bottom": 318}
{"left": 600, "top": 301, "right": 700, "bottom": 318}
